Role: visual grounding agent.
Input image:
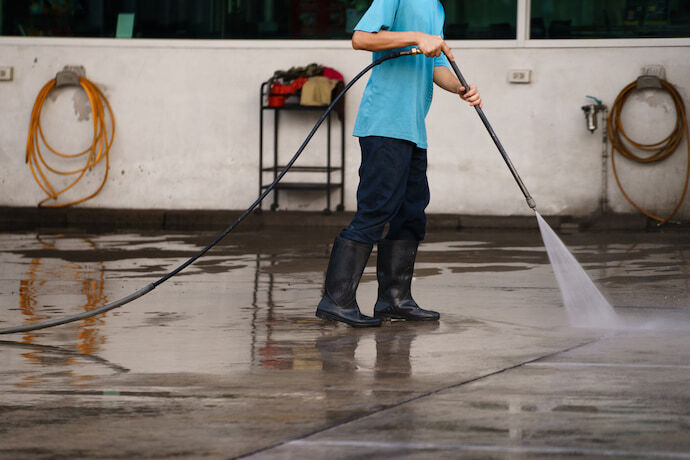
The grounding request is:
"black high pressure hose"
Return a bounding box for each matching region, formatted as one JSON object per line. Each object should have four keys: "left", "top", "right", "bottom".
{"left": 0, "top": 48, "right": 422, "bottom": 335}
{"left": 1, "top": 47, "right": 536, "bottom": 335}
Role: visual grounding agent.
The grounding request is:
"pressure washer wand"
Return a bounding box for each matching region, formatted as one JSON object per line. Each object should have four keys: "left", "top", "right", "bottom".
{"left": 447, "top": 57, "right": 536, "bottom": 210}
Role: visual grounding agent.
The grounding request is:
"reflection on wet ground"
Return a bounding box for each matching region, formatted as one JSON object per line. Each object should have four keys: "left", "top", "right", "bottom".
{"left": 0, "top": 228, "right": 688, "bottom": 458}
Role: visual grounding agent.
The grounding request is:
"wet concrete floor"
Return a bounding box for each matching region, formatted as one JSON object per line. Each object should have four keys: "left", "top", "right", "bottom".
{"left": 0, "top": 227, "right": 688, "bottom": 458}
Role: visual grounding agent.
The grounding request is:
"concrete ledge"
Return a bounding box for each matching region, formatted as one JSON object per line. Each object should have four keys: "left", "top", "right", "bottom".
{"left": 457, "top": 215, "right": 556, "bottom": 230}
{"left": 0, "top": 207, "right": 351, "bottom": 232}
{"left": 580, "top": 213, "right": 652, "bottom": 231}
{"left": 0, "top": 207, "right": 686, "bottom": 232}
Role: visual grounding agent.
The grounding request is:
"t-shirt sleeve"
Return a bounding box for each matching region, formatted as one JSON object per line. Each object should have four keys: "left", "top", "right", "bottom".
{"left": 433, "top": 29, "right": 451, "bottom": 69}
{"left": 434, "top": 11, "right": 453, "bottom": 70}
{"left": 354, "top": 0, "right": 400, "bottom": 33}
{"left": 434, "top": 53, "right": 451, "bottom": 69}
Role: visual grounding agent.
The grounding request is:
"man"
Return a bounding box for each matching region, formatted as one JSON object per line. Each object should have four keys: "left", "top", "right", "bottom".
{"left": 316, "top": 0, "right": 482, "bottom": 327}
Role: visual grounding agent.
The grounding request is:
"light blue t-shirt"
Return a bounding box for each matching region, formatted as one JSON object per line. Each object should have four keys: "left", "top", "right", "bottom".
{"left": 352, "top": 0, "right": 450, "bottom": 149}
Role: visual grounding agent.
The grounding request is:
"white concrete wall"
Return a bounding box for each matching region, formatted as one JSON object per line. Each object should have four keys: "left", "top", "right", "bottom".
{"left": 0, "top": 38, "right": 688, "bottom": 219}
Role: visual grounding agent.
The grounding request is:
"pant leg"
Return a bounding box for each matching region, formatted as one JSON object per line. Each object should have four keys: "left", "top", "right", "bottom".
{"left": 385, "top": 145, "right": 430, "bottom": 242}
{"left": 340, "top": 136, "right": 415, "bottom": 245}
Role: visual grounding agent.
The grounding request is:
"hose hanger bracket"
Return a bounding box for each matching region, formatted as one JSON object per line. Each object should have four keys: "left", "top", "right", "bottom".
{"left": 55, "top": 65, "right": 86, "bottom": 88}
{"left": 635, "top": 74, "right": 663, "bottom": 91}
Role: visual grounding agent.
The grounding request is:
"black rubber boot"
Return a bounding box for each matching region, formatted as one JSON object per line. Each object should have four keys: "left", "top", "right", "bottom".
{"left": 374, "top": 239, "right": 440, "bottom": 321}
{"left": 316, "top": 237, "right": 382, "bottom": 328}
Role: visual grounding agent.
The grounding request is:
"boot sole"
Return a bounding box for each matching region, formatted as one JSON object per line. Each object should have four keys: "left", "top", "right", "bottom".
{"left": 375, "top": 313, "right": 440, "bottom": 321}
{"left": 316, "top": 310, "right": 381, "bottom": 328}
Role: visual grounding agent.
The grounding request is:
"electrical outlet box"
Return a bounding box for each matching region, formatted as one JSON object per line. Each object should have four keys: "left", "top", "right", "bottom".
{"left": 508, "top": 69, "right": 531, "bottom": 83}
{"left": 0, "top": 66, "right": 13, "bottom": 81}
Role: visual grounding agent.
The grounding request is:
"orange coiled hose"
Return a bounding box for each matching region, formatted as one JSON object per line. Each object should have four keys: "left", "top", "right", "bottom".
{"left": 26, "top": 76, "right": 115, "bottom": 208}
{"left": 607, "top": 78, "right": 689, "bottom": 225}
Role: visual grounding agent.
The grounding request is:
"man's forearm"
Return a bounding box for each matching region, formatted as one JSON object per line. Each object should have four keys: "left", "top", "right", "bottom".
{"left": 433, "top": 67, "right": 461, "bottom": 94}
{"left": 352, "top": 30, "right": 455, "bottom": 61}
{"left": 352, "top": 30, "right": 421, "bottom": 51}
{"left": 434, "top": 66, "right": 483, "bottom": 107}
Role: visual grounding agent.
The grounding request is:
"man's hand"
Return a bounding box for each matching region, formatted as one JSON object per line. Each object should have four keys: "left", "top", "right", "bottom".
{"left": 416, "top": 33, "right": 454, "bottom": 61}
{"left": 459, "top": 84, "right": 482, "bottom": 108}
{"left": 433, "top": 67, "right": 483, "bottom": 108}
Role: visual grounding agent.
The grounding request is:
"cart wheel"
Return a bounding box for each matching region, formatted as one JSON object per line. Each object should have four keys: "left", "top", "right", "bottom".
{"left": 323, "top": 208, "right": 332, "bottom": 216}
{"left": 336, "top": 204, "right": 344, "bottom": 212}
{"left": 270, "top": 203, "right": 279, "bottom": 211}
{"left": 254, "top": 208, "right": 263, "bottom": 215}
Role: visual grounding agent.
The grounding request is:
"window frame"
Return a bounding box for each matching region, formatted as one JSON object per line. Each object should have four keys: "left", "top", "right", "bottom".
{"left": 0, "top": 0, "right": 688, "bottom": 48}
{"left": 518, "top": 0, "right": 690, "bottom": 47}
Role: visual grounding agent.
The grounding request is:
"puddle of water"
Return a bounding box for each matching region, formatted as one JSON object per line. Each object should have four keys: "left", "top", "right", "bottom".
{"left": 1, "top": 229, "right": 688, "bottom": 383}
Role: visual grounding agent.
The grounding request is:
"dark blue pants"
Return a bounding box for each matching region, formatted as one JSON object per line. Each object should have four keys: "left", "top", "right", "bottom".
{"left": 340, "top": 136, "right": 430, "bottom": 245}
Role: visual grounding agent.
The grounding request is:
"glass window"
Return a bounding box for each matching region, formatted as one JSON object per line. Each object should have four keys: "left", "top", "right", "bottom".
{"left": 531, "top": 0, "right": 690, "bottom": 39}
{"left": 0, "top": 0, "right": 365, "bottom": 39}
{"left": 0, "top": 0, "right": 517, "bottom": 40}
{"left": 444, "top": 0, "right": 518, "bottom": 39}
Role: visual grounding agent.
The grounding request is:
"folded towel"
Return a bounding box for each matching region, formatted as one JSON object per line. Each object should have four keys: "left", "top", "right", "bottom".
{"left": 300, "top": 76, "right": 337, "bottom": 106}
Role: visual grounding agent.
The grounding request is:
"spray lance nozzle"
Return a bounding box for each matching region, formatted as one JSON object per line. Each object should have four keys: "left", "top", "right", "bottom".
{"left": 581, "top": 96, "right": 607, "bottom": 134}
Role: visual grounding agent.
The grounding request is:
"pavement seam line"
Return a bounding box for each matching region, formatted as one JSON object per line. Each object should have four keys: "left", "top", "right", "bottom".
{"left": 527, "top": 362, "right": 690, "bottom": 369}
{"left": 236, "top": 336, "right": 601, "bottom": 459}
{"left": 286, "top": 440, "right": 690, "bottom": 459}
